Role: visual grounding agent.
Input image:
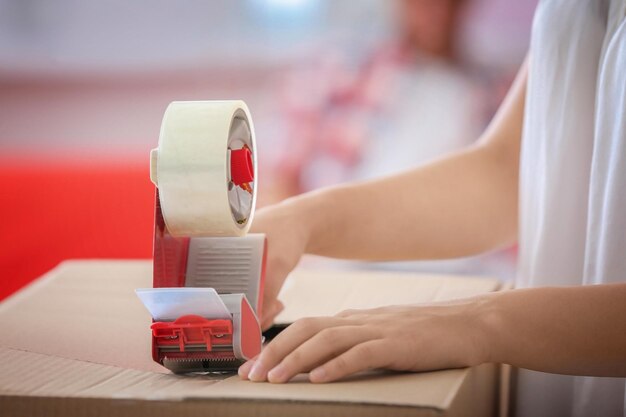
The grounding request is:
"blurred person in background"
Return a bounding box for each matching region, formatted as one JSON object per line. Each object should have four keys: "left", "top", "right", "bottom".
{"left": 263, "top": 0, "right": 514, "bottom": 278}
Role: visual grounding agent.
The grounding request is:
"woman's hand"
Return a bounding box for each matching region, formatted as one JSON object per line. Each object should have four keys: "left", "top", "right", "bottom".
{"left": 238, "top": 298, "right": 491, "bottom": 383}
{"left": 251, "top": 199, "right": 312, "bottom": 329}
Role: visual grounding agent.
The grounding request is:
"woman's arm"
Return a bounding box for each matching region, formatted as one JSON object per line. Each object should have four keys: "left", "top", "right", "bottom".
{"left": 484, "top": 283, "right": 626, "bottom": 377}
{"left": 239, "top": 283, "right": 626, "bottom": 383}
{"left": 253, "top": 59, "right": 528, "bottom": 326}
{"left": 270, "top": 60, "right": 527, "bottom": 261}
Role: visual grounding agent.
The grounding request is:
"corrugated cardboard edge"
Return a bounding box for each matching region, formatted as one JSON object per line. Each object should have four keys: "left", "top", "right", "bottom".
{"left": 447, "top": 363, "right": 498, "bottom": 417}
{"left": 0, "top": 396, "right": 447, "bottom": 417}
{"left": 1, "top": 346, "right": 479, "bottom": 417}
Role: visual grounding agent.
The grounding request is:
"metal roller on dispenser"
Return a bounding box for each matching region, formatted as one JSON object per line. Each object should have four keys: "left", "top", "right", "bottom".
{"left": 137, "top": 101, "right": 267, "bottom": 374}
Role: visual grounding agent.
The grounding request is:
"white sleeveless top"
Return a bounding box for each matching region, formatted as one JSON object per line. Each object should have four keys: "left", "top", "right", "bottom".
{"left": 517, "top": 0, "right": 626, "bottom": 416}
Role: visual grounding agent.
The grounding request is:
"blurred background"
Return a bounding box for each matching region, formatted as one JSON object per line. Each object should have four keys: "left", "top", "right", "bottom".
{"left": 0, "top": 0, "right": 537, "bottom": 300}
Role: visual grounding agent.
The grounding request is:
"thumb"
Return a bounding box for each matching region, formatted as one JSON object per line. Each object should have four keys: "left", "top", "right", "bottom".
{"left": 261, "top": 300, "right": 285, "bottom": 331}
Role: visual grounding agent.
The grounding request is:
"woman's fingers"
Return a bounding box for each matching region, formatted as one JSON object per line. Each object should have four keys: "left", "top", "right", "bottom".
{"left": 238, "top": 353, "right": 261, "bottom": 380}
{"left": 309, "top": 340, "right": 391, "bottom": 383}
{"left": 266, "top": 325, "right": 378, "bottom": 383}
{"left": 241, "top": 302, "right": 483, "bottom": 384}
{"left": 247, "top": 316, "right": 342, "bottom": 382}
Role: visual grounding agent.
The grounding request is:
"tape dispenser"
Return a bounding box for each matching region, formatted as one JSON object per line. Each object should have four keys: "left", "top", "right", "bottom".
{"left": 136, "top": 101, "right": 267, "bottom": 373}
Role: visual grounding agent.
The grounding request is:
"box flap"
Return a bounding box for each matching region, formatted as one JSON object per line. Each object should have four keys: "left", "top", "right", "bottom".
{"left": 0, "top": 261, "right": 163, "bottom": 373}
{"left": 275, "top": 268, "right": 500, "bottom": 323}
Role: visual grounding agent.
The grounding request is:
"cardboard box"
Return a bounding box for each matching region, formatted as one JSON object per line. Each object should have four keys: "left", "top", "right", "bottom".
{"left": 0, "top": 260, "right": 502, "bottom": 417}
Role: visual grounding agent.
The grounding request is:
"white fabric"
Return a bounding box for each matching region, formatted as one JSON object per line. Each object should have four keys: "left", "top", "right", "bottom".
{"left": 517, "top": 0, "right": 626, "bottom": 416}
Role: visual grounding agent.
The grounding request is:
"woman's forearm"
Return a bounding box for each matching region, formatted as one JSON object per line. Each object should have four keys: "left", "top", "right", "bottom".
{"left": 290, "top": 145, "right": 516, "bottom": 260}
{"left": 480, "top": 283, "right": 626, "bottom": 377}
{"left": 281, "top": 59, "right": 528, "bottom": 262}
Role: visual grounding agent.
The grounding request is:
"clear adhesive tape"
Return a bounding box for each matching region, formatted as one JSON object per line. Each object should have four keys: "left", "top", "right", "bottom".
{"left": 151, "top": 100, "right": 257, "bottom": 237}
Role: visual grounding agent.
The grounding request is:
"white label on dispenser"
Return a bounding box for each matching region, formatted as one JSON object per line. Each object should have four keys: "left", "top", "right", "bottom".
{"left": 135, "top": 288, "right": 231, "bottom": 321}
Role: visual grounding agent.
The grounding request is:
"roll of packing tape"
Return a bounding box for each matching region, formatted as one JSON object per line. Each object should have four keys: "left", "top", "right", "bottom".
{"left": 151, "top": 100, "right": 257, "bottom": 237}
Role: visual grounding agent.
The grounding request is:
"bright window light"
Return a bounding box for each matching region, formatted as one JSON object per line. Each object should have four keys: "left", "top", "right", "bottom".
{"left": 261, "top": 0, "right": 317, "bottom": 9}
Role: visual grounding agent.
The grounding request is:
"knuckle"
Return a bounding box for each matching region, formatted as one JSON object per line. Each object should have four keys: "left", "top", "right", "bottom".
{"left": 336, "top": 309, "right": 356, "bottom": 317}
{"left": 353, "top": 343, "right": 376, "bottom": 362}
{"left": 293, "top": 317, "right": 317, "bottom": 333}
{"left": 283, "top": 349, "right": 304, "bottom": 367}
{"left": 333, "top": 354, "right": 350, "bottom": 371}
{"left": 261, "top": 345, "right": 279, "bottom": 362}
{"left": 317, "top": 327, "right": 340, "bottom": 344}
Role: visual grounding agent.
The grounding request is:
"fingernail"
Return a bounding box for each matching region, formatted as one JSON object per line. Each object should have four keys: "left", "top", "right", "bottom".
{"left": 310, "top": 367, "right": 327, "bottom": 383}
{"left": 238, "top": 360, "right": 255, "bottom": 379}
{"left": 249, "top": 361, "right": 266, "bottom": 382}
{"left": 267, "top": 364, "right": 287, "bottom": 383}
